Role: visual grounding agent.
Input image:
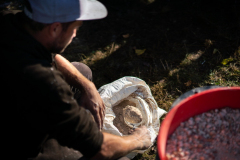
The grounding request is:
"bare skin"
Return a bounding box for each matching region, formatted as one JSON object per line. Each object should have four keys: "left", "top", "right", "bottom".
{"left": 92, "top": 126, "right": 152, "bottom": 160}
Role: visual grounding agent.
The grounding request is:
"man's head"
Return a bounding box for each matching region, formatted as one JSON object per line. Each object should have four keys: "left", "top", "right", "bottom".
{"left": 23, "top": 0, "right": 107, "bottom": 53}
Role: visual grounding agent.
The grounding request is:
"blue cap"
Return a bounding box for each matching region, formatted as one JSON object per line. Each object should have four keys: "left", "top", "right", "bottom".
{"left": 24, "top": 0, "right": 108, "bottom": 23}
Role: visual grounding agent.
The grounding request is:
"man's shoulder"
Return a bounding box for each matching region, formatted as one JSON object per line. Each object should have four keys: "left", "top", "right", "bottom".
{"left": 24, "top": 63, "right": 63, "bottom": 82}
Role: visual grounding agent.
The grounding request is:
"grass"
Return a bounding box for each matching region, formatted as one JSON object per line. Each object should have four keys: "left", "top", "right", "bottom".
{"left": 1, "top": 0, "right": 239, "bottom": 159}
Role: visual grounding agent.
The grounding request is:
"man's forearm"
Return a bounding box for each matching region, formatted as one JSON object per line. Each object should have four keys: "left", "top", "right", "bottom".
{"left": 92, "top": 130, "right": 150, "bottom": 160}
{"left": 54, "top": 54, "right": 92, "bottom": 91}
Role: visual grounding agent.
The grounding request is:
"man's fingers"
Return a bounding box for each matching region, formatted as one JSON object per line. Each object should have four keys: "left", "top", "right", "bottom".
{"left": 100, "top": 110, "right": 104, "bottom": 130}
{"left": 95, "top": 103, "right": 104, "bottom": 130}
{"left": 98, "top": 113, "right": 102, "bottom": 130}
{"left": 93, "top": 113, "right": 101, "bottom": 130}
{"left": 83, "top": 100, "right": 105, "bottom": 130}
{"left": 96, "top": 102, "right": 105, "bottom": 130}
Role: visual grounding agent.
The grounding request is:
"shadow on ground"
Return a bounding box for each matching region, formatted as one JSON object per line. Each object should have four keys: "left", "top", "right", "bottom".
{"left": 64, "top": 0, "right": 240, "bottom": 95}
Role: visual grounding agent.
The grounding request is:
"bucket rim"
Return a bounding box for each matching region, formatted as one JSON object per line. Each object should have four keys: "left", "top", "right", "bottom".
{"left": 157, "top": 86, "right": 240, "bottom": 160}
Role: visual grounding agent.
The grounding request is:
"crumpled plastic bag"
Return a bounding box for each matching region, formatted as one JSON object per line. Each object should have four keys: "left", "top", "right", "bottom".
{"left": 98, "top": 76, "right": 167, "bottom": 159}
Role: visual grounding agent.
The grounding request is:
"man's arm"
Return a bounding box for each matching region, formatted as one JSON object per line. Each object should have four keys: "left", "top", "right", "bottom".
{"left": 53, "top": 54, "right": 105, "bottom": 130}
{"left": 91, "top": 126, "right": 152, "bottom": 160}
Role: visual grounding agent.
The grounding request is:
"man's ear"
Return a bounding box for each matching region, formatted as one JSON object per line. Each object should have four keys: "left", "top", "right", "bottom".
{"left": 48, "top": 22, "right": 62, "bottom": 38}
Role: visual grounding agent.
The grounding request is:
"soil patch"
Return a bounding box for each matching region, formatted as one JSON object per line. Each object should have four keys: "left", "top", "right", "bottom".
{"left": 123, "top": 105, "right": 142, "bottom": 124}
{"left": 113, "top": 100, "right": 142, "bottom": 135}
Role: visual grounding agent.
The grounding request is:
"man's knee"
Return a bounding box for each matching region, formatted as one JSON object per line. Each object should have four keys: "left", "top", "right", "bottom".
{"left": 71, "top": 62, "right": 92, "bottom": 81}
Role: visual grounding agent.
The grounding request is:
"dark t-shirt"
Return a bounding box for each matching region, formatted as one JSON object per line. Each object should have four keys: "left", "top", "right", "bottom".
{"left": 0, "top": 11, "right": 103, "bottom": 159}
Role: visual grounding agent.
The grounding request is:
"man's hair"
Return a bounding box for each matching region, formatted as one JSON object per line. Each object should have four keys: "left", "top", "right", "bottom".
{"left": 23, "top": 0, "right": 73, "bottom": 32}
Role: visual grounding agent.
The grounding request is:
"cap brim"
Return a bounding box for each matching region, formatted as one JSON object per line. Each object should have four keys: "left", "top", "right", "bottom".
{"left": 77, "top": 0, "right": 107, "bottom": 21}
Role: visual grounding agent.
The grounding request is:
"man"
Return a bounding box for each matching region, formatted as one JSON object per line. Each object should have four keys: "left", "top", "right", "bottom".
{"left": 0, "top": 0, "right": 152, "bottom": 160}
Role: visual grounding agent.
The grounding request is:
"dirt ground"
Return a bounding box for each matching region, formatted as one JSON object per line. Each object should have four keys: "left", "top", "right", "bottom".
{"left": 63, "top": 0, "right": 240, "bottom": 88}
{"left": 1, "top": 0, "right": 240, "bottom": 159}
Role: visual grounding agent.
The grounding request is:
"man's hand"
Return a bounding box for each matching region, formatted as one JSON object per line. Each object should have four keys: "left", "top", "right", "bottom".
{"left": 79, "top": 82, "right": 105, "bottom": 130}
{"left": 130, "top": 126, "right": 152, "bottom": 150}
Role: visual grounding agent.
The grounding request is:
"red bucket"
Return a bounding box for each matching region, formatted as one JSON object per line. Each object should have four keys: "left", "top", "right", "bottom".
{"left": 157, "top": 87, "right": 240, "bottom": 160}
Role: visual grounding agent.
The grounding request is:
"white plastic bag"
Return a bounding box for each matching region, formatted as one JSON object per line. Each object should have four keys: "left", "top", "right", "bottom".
{"left": 98, "top": 76, "right": 167, "bottom": 159}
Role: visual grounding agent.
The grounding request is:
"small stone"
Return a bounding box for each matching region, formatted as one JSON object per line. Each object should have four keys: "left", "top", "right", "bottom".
{"left": 179, "top": 151, "right": 185, "bottom": 157}
{"left": 184, "top": 151, "right": 189, "bottom": 155}
{"left": 193, "top": 135, "right": 199, "bottom": 139}
{"left": 180, "top": 122, "right": 185, "bottom": 127}
{"left": 177, "top": 135, "right": 183, "bottom": 140}
{"left": 195, "top": 117, "right": 201, "bottom": 122}
{"left": 198, "top": 144, "right": 203, "bottom": 148}
{"left": 206, "top": 113, "right": 212, "bottom": 117}
{"left": 188, "top": 118, "right": 194, "bottom": 125}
